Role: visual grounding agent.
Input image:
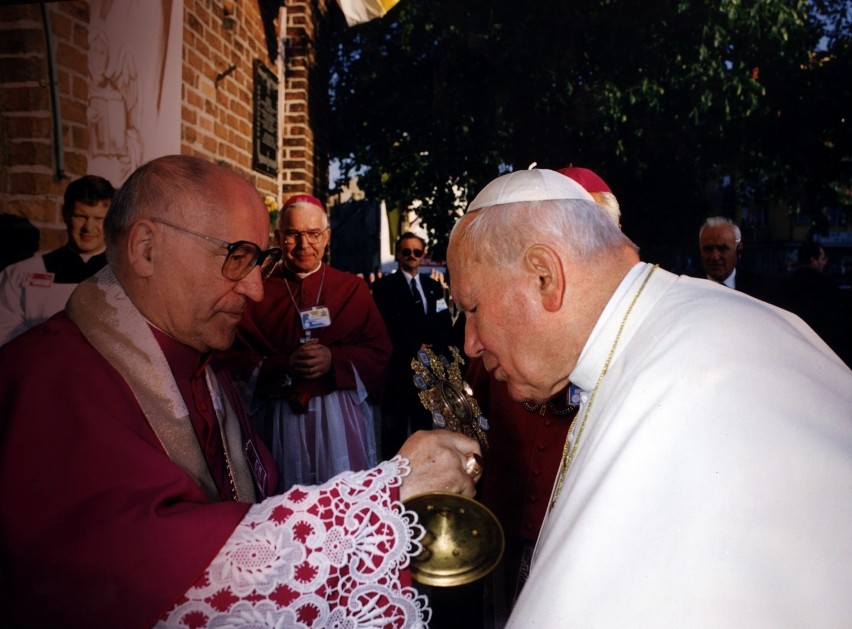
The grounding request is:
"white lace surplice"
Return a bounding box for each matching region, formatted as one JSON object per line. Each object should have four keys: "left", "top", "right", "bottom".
{"left": 255, "top": 363, "right": 379, "bottom": 492}
{"left": 272, "top": 389, "right": 378, "bottom": 491}
{"left": 159, "top": 458, "right": 429, "bottom": 628}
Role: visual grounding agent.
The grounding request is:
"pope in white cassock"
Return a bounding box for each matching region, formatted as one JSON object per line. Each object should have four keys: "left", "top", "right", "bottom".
{"left": 447, "top": 168, "right": 852, "bottom": 627}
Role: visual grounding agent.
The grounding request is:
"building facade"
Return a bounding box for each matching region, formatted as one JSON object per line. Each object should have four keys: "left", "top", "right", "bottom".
{"left": 0, "top": 0, "right": 332, "bottom": 250}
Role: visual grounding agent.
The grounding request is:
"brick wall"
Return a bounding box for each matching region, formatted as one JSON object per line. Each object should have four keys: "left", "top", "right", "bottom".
{"left": 181, "top": 0, "right": 277, "bottom": 198}
{"left": 281, "top": 0, "right": 331, "bottom": 204}
{"left": 0, "top": 2, "right": 89, "bottom": 250}
{"left": 0, "top": 0, "right": 331, "bottom": 252}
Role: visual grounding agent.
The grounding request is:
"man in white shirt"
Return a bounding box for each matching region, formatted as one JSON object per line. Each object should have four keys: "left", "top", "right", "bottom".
{"left": 0, "top": 174, "right": 114, "bottom": 345}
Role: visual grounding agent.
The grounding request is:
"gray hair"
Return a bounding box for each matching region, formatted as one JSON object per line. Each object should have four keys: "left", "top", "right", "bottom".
{"left": 450, "top": 198, "right": 637, "bottom": 268}
{"left": 278, "top": 202, "right": 330, "bottom": 230}
{"left": 593, "top": 191, "right": 621, "bottom": 225}
{"left": 699, "top": 216, "right": 741, "bottom": 243}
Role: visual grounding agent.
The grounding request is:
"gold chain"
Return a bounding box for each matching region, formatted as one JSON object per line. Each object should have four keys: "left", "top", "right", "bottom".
{"left": 223, "top": 449, "right": 238, "bottom": 501}
{"left": 204, "top": 369, "right": 241, "bottom": 502}
{"left": 522, "top": 400, "right": 579, "bottom": 417}
{"left": 550, "top": 265, "right": 657, "bottom": 508}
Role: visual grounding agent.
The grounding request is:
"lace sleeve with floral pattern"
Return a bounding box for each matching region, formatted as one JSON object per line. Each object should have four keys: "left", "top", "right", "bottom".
{"left": 157, "top": 457, "right": 429, "bottom": 628}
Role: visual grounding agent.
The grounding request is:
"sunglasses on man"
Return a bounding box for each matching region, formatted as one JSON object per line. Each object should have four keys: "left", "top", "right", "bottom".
{"left": 401, "top": 248, "right": 423, "bottom": 258}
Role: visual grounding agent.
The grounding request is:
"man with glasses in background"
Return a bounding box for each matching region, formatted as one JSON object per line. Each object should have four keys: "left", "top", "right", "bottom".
{"left": 372, "top": 232, "right": 453, "bottom": 458}
{"left": 0, "top": 156, "right": 481, "bottom": 626}
{"left": 222, "top": 194, "right": 393, "bottom": 491}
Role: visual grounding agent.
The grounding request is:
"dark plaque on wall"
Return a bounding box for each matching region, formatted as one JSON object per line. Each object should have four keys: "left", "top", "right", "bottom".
{"left": 252, "top": 59, "right": 277, "bottom": 177}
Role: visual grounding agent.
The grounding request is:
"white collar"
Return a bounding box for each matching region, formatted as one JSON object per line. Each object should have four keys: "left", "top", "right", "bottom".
{"left": 707, "top": 267, "right": 736, "bottom": 289}
{"left": 289, "top": 262, "right": 323, "bottom": 279}
{"left": 74, "top": 246, "right": 106, "bottom": 263}
{"left": 571, "top": 262, "right": 670, "bottom": 391}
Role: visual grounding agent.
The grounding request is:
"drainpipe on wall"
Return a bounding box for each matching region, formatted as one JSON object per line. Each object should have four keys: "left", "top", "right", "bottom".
{"left": 276, "top": 3, "right": 287, "bottom": 212}
{"left": 40, "top": 0, "right": 64, "bottom": 180}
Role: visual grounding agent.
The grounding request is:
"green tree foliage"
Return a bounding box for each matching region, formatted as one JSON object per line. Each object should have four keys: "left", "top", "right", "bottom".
{"left": 329, "top": 0, "right": 851, "bottom": 264}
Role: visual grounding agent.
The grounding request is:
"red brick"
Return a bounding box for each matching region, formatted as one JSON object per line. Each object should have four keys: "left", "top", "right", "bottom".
{"left": 51, "top": 1, "right": 89, "bottom": 22}
{"left": 187, "top": 13, "right": 203, "bottom": 36}
{"left": 71, "top": 21, "right": 88, "bottom": 49}
{"left": 54, "top": 41, "right": 86, "bottom": 72}
{"left": 0, "top": 85, "right": 49, "bottom": 113}
{"left": 9, "top": 171, "right": 61, "bottom": 197}
{"left": 68, "top": 125, "right": 88, "bottom": 149}
{"left": 63, "top": 152, "right": 88, "bottom": 176}
{"left": 0, "top": 4, "right": 39, "bottom": 21}
{"left": 59, "top": 98, "right": 87, "bottom": 126}
{"left": 40, "top": 229, "right": 68, "bottom": 251}
{"left": 0, "top": 27, "right": 44, "bottom": 56}
{"left": 9, "top": 140, "right": 53, "bottom": 165}
{"left": 0, "top": 56, "right": 46, "bottom": 83}
{"left": 7, "top": 116, "right": 52, "bottom": 140}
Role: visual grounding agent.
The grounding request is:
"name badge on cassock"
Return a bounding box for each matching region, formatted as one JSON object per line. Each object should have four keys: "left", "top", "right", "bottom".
{"left": 26, "top": 272, "right": 54, "bottom": 288}
{"left": 299, "top": 306, "right": 331, "bottom": 343}
{"left": 300, "top": 306, "right": 332, "bottom": 330}
{"left": 245, "top": 439, "right": 270, "bottom": 499}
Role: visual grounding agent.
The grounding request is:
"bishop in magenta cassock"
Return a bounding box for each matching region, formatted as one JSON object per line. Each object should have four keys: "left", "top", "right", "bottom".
{"left": 221, "top": 194, "right": 393, "bottom": 492}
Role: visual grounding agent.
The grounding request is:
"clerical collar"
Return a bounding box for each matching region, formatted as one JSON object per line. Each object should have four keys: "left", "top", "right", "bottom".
{"left": 75, "top": 246, "right": 106, "bottom": 263}
{"left": 571, "top": 261, "right": 649, "bottom": 392}
{"left": 283, "top": 261, "right": 323, "bottom": 279}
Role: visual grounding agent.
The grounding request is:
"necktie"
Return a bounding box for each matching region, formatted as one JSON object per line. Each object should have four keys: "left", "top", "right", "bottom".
{"left": 410, "top": 277, "right": 424, "bottom": 311}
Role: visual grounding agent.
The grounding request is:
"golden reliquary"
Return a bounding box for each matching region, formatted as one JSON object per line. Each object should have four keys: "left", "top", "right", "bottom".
{"left": 411, "top": 346, "right": 490, "bottom": 454}
{"left": 406, "top": 346, "right": 504, "bottom": 587}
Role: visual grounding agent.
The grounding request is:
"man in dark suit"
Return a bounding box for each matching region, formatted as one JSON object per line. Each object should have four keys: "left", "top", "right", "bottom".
{"left": 772, "top": 241, "right": 851, "bottom": 367}
{"left": 372, "top": 232, "right": 453, "bottom": 458}
{"left": 698, "top": 216, "right": 763, "bottom": 297}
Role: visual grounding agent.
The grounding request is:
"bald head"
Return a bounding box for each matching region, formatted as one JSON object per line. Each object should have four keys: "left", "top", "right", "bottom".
{"left": 106, "top": 155, "right": 270, "bottom": 352}
{"left": 105, "top": 155, "right": 255, "bottom": 265}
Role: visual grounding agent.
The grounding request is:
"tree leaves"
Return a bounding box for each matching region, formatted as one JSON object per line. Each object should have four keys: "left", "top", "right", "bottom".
{"left": 328, "top": 0, "right": 851, "bottom": 264}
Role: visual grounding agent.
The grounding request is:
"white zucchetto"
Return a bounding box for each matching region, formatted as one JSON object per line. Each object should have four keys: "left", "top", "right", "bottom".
{"left": 468, "top": 168, "right": 594, "bottom": 212}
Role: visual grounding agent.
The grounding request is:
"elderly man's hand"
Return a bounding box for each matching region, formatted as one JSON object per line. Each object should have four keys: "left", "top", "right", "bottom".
{"left": 290, "top": 339, "right": 332, "bottom": 379}
{"left": 398, "top": 430, "right": 482, "bottom": 502}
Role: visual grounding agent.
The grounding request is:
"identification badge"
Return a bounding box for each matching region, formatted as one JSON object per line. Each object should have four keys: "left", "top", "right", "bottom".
{"left": 436, "top": 297, "right": 449, "bottom": 313}
{"left": 26, "top": 272, "right": 54, "bottom": 288}
{"left": 244, "top": 439, "right": 270, "bottom": 499}
{"left": 300, "top": 306, "right": 332, "bottom": 330}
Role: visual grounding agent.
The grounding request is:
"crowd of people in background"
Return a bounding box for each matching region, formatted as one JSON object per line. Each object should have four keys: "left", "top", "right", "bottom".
{"left": 0, "top": 156, "right": 850, "bottom": 627}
